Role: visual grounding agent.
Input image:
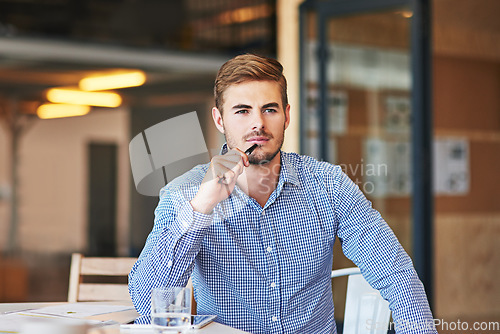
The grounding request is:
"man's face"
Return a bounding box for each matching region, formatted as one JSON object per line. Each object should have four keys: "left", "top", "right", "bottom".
{"left": 212, "top": 80, "right": 290, "bottom": 164}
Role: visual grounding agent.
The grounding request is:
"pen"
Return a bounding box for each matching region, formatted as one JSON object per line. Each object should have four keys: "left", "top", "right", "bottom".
{"left": 244, "top": 143, "right": 258, "bottom": 155}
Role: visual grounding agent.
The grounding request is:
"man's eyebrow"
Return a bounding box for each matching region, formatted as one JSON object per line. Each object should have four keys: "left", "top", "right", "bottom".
{"left": 231, "top": 104, "right": 252, "bottom": 109}
{"left": 231, "top": 102, "right": 280, "bottom": 110}
{"left": 262, "top": 102, "right": 280, "bottom": 109}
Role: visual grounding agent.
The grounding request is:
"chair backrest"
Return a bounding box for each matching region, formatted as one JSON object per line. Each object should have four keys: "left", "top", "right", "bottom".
{"left": 331, "top": 267, "right": 391, "bottom": 334}
{"left": 186, "top": 277, "right": 197, "bottom": 315}
{"left": 68, "top": 253, "right": 137, "bottom": 302}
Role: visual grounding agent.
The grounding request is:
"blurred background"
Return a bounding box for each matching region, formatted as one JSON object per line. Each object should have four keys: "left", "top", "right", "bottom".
{"left": 0, "top": 0, "right": 498, "bottom": 332}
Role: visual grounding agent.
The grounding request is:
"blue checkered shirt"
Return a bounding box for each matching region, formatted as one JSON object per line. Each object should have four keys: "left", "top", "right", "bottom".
{"left": 129, "top": 150, "right": 436, "bottom": 334}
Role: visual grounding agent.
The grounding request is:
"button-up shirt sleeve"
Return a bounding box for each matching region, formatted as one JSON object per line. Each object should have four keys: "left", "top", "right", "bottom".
{"left": 330, "top": 167, "right": 436, "bottom": 333}
{"left": 128, "top": 169, "right": 212, "bottom": 323}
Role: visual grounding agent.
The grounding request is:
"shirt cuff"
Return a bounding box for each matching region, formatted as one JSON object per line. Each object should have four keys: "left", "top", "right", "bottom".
{"left": 170, "top": 202, "right": 213, "bottom": 238}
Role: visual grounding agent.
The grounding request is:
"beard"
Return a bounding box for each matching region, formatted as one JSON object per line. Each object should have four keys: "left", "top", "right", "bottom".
{"left": 225, "top": 128, "right": 284, "bottom": 165}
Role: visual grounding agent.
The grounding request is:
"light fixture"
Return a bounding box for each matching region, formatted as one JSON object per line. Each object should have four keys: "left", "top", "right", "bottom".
{"left": 217, "top": 4, "right": 272, "bottom": 25}
{"left": 46, "top": 88, "right": 122, "bottom": 107}
{"left": 37, "top": 104, "right": 91, "bottom": 119}
{"left": 79, "top": 70, "right": 146, "bottom": 91}
{"left": 396, "top": 10, "right": 413, "bottom": 18}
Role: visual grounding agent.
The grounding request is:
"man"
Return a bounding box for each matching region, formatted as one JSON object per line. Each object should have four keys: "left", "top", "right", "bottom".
{"left": 129, "top": 54, "right": 437, "bottom": 333}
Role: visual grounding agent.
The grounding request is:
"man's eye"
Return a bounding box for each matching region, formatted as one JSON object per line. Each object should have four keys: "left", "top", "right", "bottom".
{"left": 235, "top": 109, "right": 248, "bottom": 114}
{"left": 264, "top": 108, "right": 277, "bottom": 113}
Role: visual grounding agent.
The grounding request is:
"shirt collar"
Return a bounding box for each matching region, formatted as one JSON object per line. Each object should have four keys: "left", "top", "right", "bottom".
{"left": 219, "top": 143, "right": 300, "bottom": 187}
{"left": 279, "top": 151, "right": 300, "bottom": 187}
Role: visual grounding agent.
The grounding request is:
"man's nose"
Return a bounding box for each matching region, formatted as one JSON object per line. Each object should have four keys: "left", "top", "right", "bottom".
{"left": 251, "top": 112, "right": 265, "bottom": 130}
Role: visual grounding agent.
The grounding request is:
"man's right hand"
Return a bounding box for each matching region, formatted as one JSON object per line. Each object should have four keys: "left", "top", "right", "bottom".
{"left": 190, "top": 148, "right": 249, "bottom": 214}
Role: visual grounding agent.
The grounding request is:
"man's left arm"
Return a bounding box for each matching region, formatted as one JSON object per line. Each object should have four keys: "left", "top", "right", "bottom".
{"left": 330, "top": 167, "right": 437, "bottom": 334}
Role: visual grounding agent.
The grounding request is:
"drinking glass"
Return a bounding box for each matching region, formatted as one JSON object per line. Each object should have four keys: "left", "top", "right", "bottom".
{"left": 151, "top": 287, "right": 191, "bottom": 334}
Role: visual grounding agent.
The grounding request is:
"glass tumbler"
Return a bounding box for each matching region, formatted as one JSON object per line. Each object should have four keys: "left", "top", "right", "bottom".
{"left": 151, "top": 287, "right": 191, "bottom": 334}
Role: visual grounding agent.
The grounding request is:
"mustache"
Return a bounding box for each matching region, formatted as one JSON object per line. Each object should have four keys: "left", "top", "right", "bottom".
{"left": 244, "top": 130, "right": 273, "bottom": 140}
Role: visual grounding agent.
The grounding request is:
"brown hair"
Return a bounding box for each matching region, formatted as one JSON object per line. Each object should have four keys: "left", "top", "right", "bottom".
{"left": 214, "top": 54, "right": 288, "bottom": 113}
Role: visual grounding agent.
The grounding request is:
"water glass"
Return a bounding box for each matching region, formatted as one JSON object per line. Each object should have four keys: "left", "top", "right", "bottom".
{"left": 151, "top": 287, "right": 191, "bottom": 334}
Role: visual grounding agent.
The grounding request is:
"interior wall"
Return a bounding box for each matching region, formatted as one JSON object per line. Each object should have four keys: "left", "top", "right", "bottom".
{"left": 433, "top": 55, "right": 500, "bottom": 322}
{"left": 433, "top": 0, "right": 500, "bottom": 62}
{"left": 0, "top": 108, "right": 130, "bottom": 254}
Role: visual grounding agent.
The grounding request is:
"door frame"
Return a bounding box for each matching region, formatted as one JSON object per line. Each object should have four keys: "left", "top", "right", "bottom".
{"left": 87, "top": 142, "right": 118, "bottom": 257}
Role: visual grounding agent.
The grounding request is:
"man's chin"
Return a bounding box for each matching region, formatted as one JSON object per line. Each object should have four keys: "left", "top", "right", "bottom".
{"left": 249, "top": 150, "right": 280, "bottom": 165}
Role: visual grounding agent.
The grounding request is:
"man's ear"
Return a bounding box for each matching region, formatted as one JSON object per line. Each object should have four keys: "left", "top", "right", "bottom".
{"left": 284, "top": 104, "right": 291, "bottom": 130}
{"left": 212, "top": 107, "right": 225, "bottom": 134}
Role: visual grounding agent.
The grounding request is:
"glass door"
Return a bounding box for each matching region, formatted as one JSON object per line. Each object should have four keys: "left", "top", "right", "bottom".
{"left": 302, "top": 1, "right": 413, "bottom": 248}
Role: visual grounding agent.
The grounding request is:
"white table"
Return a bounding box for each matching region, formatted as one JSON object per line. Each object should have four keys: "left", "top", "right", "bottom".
{"left": 0, "top": 302, "right": 251, "bottom": 334}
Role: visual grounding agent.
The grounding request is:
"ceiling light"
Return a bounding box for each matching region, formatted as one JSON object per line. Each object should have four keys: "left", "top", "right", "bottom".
{"left": 79, "top": 71, "right": 146, "bottom": 91}
{"left": 218, "top": 4, "right": 272, "bottom": 25}
{"left": 396, "top": 10, "right": 413, "bottom": 18}
{"left": 46, "top": 88, "right": 122, "bottom": 107}
{"left": 37, "top": 104, "right": 91, "bottom": 119}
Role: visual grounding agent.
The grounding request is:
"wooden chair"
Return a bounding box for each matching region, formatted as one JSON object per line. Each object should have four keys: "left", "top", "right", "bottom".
{"left": 68, "top": 253, "right": 137, "bottom": 302}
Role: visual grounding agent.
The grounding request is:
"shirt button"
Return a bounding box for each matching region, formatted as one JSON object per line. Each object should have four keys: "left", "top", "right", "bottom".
{"left": 266, "top": 246, "right": 272, "bottom": 252}
{"left": 167, "top": 260, "right": 173, "bottom": 267}
{"left": 272, "top": 316, "right": 278, "bottom": 322}
{"left": 270, "top": 282, "right": 276, "bottom": 288}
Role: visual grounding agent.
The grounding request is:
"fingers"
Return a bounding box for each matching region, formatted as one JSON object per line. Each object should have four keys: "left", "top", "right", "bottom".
{"left": 191, "top": 148, "right": 249, "bottom": 213}
{"left": 212, "top": 163, "right": 237, "bottom": 184}
{"left": 231, "top": 148, "right": 250, "bottom": 167}
{"left": 211, "top": 149, "right": 248, "bottom": 183}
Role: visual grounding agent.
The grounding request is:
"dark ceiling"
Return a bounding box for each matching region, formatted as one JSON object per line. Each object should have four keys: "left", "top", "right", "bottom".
{"left": 0, "top": 0, "right": 276, "bottom": 116}
{"left": 0, "top": 0, "right": 276, "bottom": 54}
